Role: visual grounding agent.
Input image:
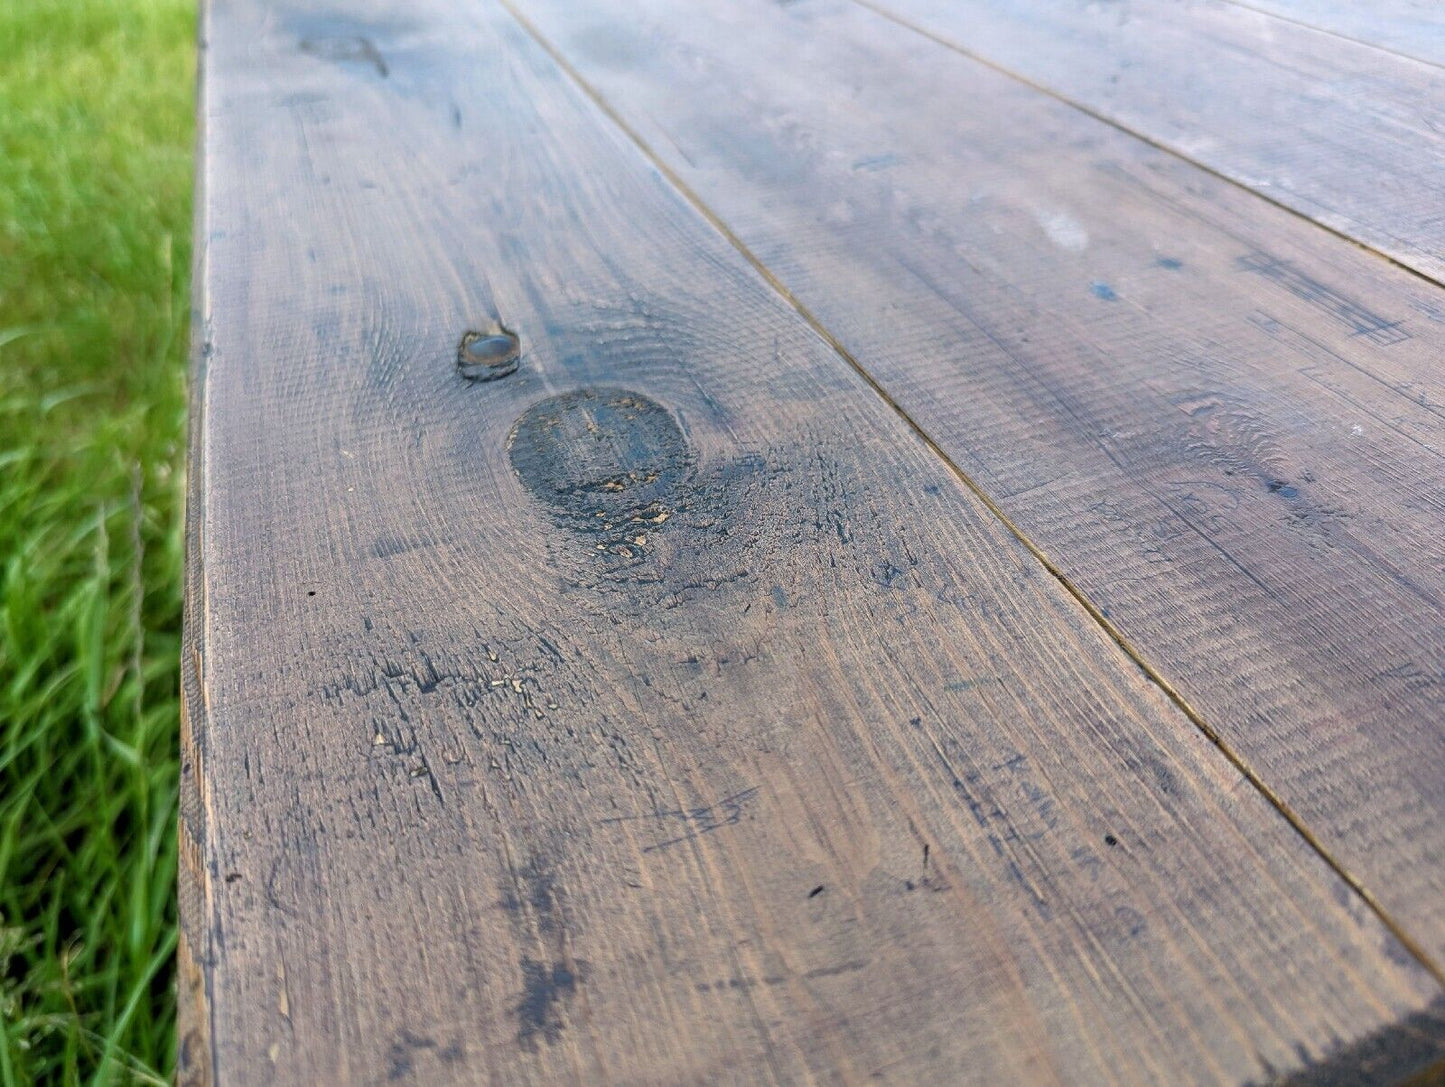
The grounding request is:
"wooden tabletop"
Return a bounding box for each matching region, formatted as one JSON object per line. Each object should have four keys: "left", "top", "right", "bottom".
{"left": 179, "top": 1, "right": 1445, "bottom": 1082}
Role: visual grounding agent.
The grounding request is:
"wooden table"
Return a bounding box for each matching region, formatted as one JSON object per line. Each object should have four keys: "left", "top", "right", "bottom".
{"left": 179, "top": 1, "right": 1445, "bottom": 1082}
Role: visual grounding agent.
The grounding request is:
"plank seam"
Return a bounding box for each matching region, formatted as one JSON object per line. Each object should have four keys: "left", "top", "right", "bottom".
{"left": 847, "top": 0, "right": 1445, "bottom": 294}
{"left": 1217, "top": 0, "right": 1445, "bottom": 74}
{"left": 496, "top": 0, "right": 1445, "bottom": 990}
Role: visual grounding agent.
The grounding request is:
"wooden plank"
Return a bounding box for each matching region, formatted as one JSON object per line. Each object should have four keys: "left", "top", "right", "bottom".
{"left": 1226, "top": 0, "right": 1445, "bottom": 67}
{"left": 510, "top": 0, "right": 1445, "bottom": 974}
{"left": 838, "top": 0, "right": 1445, "bottom": 286}
{"left": 181, "top": 0, "right": 1445, "bottom": 1082}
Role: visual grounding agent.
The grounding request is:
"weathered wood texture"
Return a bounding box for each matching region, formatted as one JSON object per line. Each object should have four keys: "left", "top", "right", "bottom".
{"left": 182, "top": 0, "right": 1445, "bottom": 1083}
{"left": 846, "top": 0, "right": 1445, "bottom": 286}
{"left": 515, "top": 0, "right": 1445, "bottom": 977}
{"left": 1227, "top": 0, "right": 1445, "bottom": 66}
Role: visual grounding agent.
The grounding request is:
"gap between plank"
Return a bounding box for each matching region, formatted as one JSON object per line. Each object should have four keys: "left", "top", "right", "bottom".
{"left": 496, "top": 0, "right": 1445, "bottom": 989}
{"left": 847, "top": 0, "right": 1445, "bottom": 295}
{"left": 1217, "top": 0, "right": 1445, "bottom": 74}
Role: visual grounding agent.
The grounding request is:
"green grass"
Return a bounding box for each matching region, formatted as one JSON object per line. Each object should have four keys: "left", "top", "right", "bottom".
{"left": 0, "top": 0, "right": 195, "bottom": 1081}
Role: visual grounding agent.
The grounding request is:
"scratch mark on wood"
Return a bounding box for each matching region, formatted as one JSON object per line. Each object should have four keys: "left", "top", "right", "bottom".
{"left": 1238, "top": 251, "right": 1409, "bottom": 345}
{"left": 601, "top": 787, "right": 760, "bottom": 853}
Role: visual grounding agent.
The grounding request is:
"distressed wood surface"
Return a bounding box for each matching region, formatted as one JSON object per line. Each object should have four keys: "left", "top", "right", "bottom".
{"left": 1227, "top": 0, "right": 1445, "bottom": 66}
{"left": 512, "top": 0, "right": 1445, "bottom": 979}
{"left": 181, "top": 0, "right": 1445, "bottom": 1083}
{"left": 843, "top": 0, "right": 1445, "bottom": 286}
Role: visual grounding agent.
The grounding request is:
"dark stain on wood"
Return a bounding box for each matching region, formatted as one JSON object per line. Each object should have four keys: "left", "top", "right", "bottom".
{"left": 298, "top": 35, "right": 388, "bottom": 78}
{"left": 508, "top": 387, "right": 694, "bottom": 530}
{"left": 517, "top": 958, "right": 585, "bottom": 1051}
{"left": 500, "top": 854, "right": 565, "bottom": 937}
{"left": 385, "top": 1030, "right": 457, "bottom": 1081}
{"left": 1267, "top": 996, "right": 1445, "bottom": 1086}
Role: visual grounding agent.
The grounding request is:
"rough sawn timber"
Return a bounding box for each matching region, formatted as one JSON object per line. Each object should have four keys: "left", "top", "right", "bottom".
{"left": 517, "top": 0, "right": 1445, "bottom": 979}
{"left": 1222, "top": 0, "right": 1445, "bottom": 67}
{"left": 181, "top": 0, "right": 1445, "bottom": 1083}
{"left": 856, "top": 0, "right": 1445, "bottom": 285}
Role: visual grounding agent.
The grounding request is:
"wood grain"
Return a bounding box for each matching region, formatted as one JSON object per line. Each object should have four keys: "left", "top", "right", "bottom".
{"left": 183, "top": 0, "right": 1445, "bottom": 1082}
{"left": 1225, "top": 0, "right": 1445, "bottom": 66}
{"left": 843, "top": 0, "right": 1445, "bottom": 286}
{"left": 513, "top": 0, "right": 1445, "bottom": 976}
